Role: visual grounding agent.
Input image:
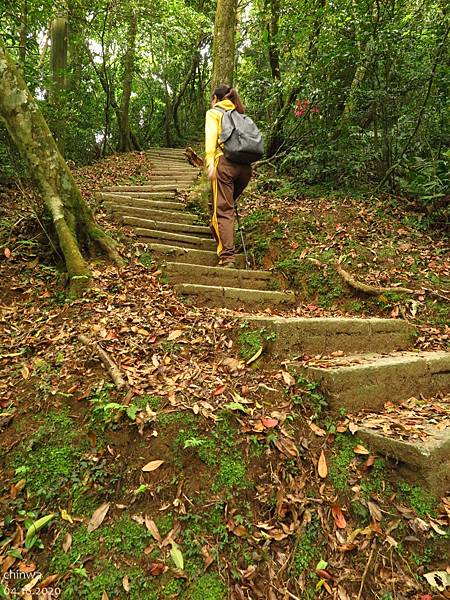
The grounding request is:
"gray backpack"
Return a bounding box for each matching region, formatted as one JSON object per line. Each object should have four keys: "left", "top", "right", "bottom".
{"left": 215, "top": 107, "right": 264, "bottom": 165}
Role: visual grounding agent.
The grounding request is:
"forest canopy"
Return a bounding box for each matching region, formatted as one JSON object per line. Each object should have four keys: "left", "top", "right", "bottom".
{"left": 1, "top": 0, "right": 449, "bottom": 207}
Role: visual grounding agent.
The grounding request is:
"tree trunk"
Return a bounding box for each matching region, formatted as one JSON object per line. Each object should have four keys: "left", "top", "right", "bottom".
{"left": 117, "top": 10, "right": 140, "bottom": 152}
{"left": 19, "top": 0, "right": 28, "bottom": 65}
{"left": 0, "top": 41, "right": 123, "bottom": 297}
{"left": 211, "top": 0, "right": 238, "bottom": 92}
{"left": 50, "top": 14, "right": 68, "bottom": 155}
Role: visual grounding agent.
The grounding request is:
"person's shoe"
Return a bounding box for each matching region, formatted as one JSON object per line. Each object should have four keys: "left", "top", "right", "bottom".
{"left": 221, "top": 261, "right": 236, "bottom": 269}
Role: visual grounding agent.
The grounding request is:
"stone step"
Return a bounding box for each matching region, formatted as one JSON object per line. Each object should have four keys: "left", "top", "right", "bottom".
{"left": 98, "top": 192, "right": 176, "bottom": 202}
{"left": 123, "top": 216, "right": 211, "bottom": 236}
{"left": 241, "top": 317, "right": 416, "bottom": 357}
{"left": 136, "top": 228, "right": 216, "bottom": 250}
{"left": 147, "top": 244, "right": 245, "bottom": 268}
{"left": 293, "top": 351, "right": 450, "bottom": 413}
{"left": 174, "top": 283, "right": 296, "bottom": 309}
{"left": 148, "top": 177, "right": 197, "bottom": 183}
{"left": 356, "top": 418, "right": 450, "bottom": 496}
{"left": 103, "top": 204, "right": 196, "bottom": 225}
{"left": 149, "top": 169, "right": 199, "bottom": 175}
{"left": 164, "top": 262, "right": 274, "bottom": 291}
{"left": 103, "top": 197, "right": 184, "bottom": 211}
{"left": 103, "top": 185, "right": 180, "bottom": 193}
{"left": 102, "top": 193, "right": 178, "bottom": 201}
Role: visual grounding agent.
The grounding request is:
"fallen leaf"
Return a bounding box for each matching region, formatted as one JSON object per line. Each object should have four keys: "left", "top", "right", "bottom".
{"left": 423, "top": 571, "right": 450, "bottom": 591}
{"left": 367, "top": 500, "right": 382, "bottom": 522}
{"left": 170, "top": 541, "right": 184, "bottom": 570}
{"left": 318, "top": 450, "right": 328, "bottom": 478}
{"left": 87, "top": 502, "right": 110, "bottom": 532}
{"left": 145, "top": 516, "right": 161, "bottom": 542}
{"left": 123, "top": 575, "right": 130, "bottom": 592}
{"left": 21, "top": 365, "right": 30, "bottom": 379}
{"left": 282, "top": 370, "right": 295, "bottom": 387}
{"left": 4, "top": 247, "right": 11, "bottom": 258}
{"left": 18, "top": 562, "right": 36, "bottom": 573}
{"left": 261, "top": 417, "right": 278, "bottom": 428}
{"left": 429, "top": 521, "right": 448, "bottom": 536}
{"left": 167, "top": 330, "right": 183, "bottom": 341}
{"left": 213, "top": 384, "right": 226, "bottom": 396}
{"left": 149, "top": 562, "right": 165, "bottom": 576}
{"left": 62, "top": 532, "right": 72, "bottom": 553}
{"left": 308, "top": 421, "right": 326, "bottom": 437}
{"left": 246, "top": 346, "right": 263, "bottom": 365}
{"left": 332, "top": 505, "right": 347, "bottom": 529}
{"left": 142, "top": 460, "right": 164, "bottom": 472}
{"left": 101, "top": 592, "right": 110, "bottom": 600}
{"left": 353, "top": 444, "right": 370, "bottom": 455}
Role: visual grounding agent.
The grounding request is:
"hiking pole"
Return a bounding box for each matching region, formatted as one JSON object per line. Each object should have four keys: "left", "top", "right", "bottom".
{"left": 234, "top": 204, "right": 251, "bottom": 269}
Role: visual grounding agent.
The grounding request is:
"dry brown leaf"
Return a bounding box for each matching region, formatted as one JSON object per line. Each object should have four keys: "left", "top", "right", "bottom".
{"left": 145, "top": 516, "right": 162, "bottom": 542}
{"left": 353, "top": 444, "right": 370, "bottom": 455}
{"left": 367, "top": 500, "right": 383, "bottom": 522}
{"left": 318, "top": 450, "right": 328, "bottom": 478}
{"left": 123, "top": 574, "right": 130, "bottom": 592}
{"left": 167, "top": 330, "right": 183, "bottom": 341}
{"left": 101, "top": 592, "right": 110, "bottom": 600}
{"left": 282, "top": 371, "right": 295, "bottom": 387}
{"left": 142, "top": 460, "right": 164, "bottom": 472}
{"left": 331, "top": 505, "right": 347, "bottom": 529}
{"left": 149, "top": 562, "right": 166, "bottom": 576}
{"left": 87, "top": 502, "right": 110, "bottom": 532}
{"left": 308, "top": 421, "right": 326, "bottom": 437}
{"left": 62, "top": 532, "right": 72, "bottom": 553}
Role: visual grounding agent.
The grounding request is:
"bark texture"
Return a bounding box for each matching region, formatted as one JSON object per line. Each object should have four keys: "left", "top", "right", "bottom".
{"left": 0, "top": 41, "right": 122, "bottom": 296}
{"left": 211, "top": 0, "right": 238, "bottom": 92}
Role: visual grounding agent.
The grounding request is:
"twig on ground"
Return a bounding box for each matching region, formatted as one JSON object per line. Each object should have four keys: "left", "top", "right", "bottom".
{"left": 79, "top": 334, "right": 127, "bottom": 390}
{"left": 357, "top": 543, "right": 375, "bottom": 600}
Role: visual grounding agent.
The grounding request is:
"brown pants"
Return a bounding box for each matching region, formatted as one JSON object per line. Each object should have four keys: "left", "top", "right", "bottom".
{"left": 209, "top": 156, "right": 252, "bottom": 263}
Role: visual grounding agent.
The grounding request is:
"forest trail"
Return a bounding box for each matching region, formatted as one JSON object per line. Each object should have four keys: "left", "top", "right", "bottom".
{"left": 99, "top": 147, "right": 296, "bottom": 309}
{"left": 97, "top": 148, "right": 450, "bottom": 496}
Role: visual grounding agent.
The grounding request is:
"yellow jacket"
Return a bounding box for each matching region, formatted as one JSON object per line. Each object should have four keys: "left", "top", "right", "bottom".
{"left": 204, "top": 99, "right": 236, "bottom": 168}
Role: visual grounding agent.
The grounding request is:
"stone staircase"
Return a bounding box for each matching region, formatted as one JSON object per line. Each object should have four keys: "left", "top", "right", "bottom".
{"left": 99, "top": 148, "right": 295, "bottom": 309}
{"left": 242, "top": 316, "right": 450, "bottom": 495}
{"left": 99, "top": 148, "right": 450, "bottom": 495}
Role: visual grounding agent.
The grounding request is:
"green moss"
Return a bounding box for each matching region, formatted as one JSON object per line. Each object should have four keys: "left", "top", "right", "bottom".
{"left": 238, "top": 327, "right": 275, "bottom": 360}
{"left": 102, "top": 515, "right": 153, "bottom": 557}
{"left": 162, "top": 578, "right": 185, "bottom": 597}
{"left": 190, "top": 573, "right": 227, "bottom": 600}
{"left": 292, "top": 517, "right": 321, "bottom": 576}
{"left": 360, "top": 458, "right": 389, "bottom": 496}
{"left": 398, "top": 482, "right": 437, "bottom": 517}
{"left": 139, "top": 252, "right": 154, "bottom": 268}
{"left": 213, "top": 456, "right": 249, "bottom": 492}
{"left": 156, "top": 512, "right": 174, "bottom": 537}
{"left": 328, "top": 434, "right": 357, "bottom": 492}
{"left": 51, "top": 526, "right": 100, "bottom": 572}
{"left": 11, "top": 410, "right": 86, "bottom": 502}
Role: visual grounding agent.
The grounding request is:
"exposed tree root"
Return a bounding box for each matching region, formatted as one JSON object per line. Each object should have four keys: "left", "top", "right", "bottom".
{"left": 335, "top": 262, "right": 415, "bottom": 295}
{"left": 88, "top": 225, "right": 125, "bottom": 268}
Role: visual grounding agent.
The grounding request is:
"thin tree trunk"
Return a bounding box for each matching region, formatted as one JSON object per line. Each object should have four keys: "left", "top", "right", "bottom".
{"left": 211, "top": 0, "right": 238, "bottom": 92}
{"left": 19, "top": 0, "right": 28, "bottom": 65}
{"left": 118, "top": 10, "right": 139, "bottom": 152}
{"left": 0, "top": 41, "right": 123, "bottom": 297}
{"left": 50, "top": 14, "right": 68, "bottom": 155}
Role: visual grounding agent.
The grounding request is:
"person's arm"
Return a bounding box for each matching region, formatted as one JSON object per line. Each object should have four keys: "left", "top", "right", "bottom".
{"left": 205, "top": 110, "right": 219, "bottom": 178}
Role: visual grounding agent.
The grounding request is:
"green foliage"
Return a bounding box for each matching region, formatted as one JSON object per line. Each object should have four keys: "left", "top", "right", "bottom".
{"left": 11, "top": 410, "right": 86, "bottom": 502}
{"left": 213, "top": 457, "right": 248, "bottom": 492}
{"left": 398, "top": 482, "right": 437, "bottom": 517}
{"left": 52, "top": 526, "right": 100, "bottom": 572}
{"left": 238, "top": 327, "right": 275, "bottom": 360}
{"left": 102, "top": 515, "right": 153, "bottom": 557}
{"left": 328, "top": 434, "right": 358, "bottom": 492}
{"left": 190, "top": 573, "right": 227, "bottom": 600}
{"left": 292, "top": 517, "right": 321, "bottom": 576}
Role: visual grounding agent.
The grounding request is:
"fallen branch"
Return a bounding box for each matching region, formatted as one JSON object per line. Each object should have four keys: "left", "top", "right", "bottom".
{"left": 79, "top": 334, "right": 127, "bottom": 389}
{"left": 184, "top": 147, "right": 204, "bottom": 168}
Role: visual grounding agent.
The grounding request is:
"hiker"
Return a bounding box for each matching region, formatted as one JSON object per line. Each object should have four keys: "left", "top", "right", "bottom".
{"left": 205, "top": 85, "right": 252, "bottom": 268}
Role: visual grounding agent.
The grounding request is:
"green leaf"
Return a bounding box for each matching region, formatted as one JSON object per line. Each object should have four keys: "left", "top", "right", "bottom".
{"left": 223, "top": 402, "right": 249, "bottom": 413}
{"left": 126, "top": 404, "right": 140, "bottom": 420}
{"left": 170, "top": 541, "right": 184, "bottom": 570}
{"left": 25, "top": 513, "right": 55, "bottom": 547}
{"left": 7, "top": 548, "right": 23, "bottom": 559}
